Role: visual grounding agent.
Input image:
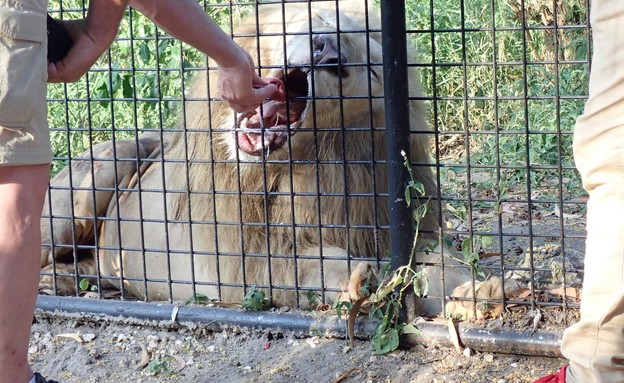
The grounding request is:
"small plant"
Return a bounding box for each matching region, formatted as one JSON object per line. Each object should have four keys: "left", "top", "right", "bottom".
{"left": 306, "top": 290, "right": 320, "bottom": 308}
{"left": 333, "top": 300, "right": 353, "bottom": 318}
{"left": 78, "top": 278, "right": 98, "bottom": 293}
{"left": 185, "top": 293, "right": 210, "bottom": 305}
{"left": 242, "top": 286, "right": 270, "bottom": 311}
{"left": 147, "top": 358, "right": 173, "bottom": 375}
{"left": 460, "top": 235, "right": 493, "bottom": 280}
{"left": 336, "top": 151, "right": 430, "bottom": 355}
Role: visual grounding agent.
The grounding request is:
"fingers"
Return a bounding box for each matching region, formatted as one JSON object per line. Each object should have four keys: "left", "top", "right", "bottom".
{"left": 48, "top": 61, "right": 70, "bottom": 83}
{"left": 47, "top": 55, "right": 92, "bottom": 83}
{"left": 252, "top": 72, "right": 269, "bottom": 87}
{"left": 224, "top": 83, "right": 279, "bottom": 113}
{"left": 254, "top": 83, "right": 278, "bottom": 100}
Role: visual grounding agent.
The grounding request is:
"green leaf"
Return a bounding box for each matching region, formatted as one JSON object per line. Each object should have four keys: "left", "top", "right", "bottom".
{"left": 333, "top": 300, "right": 352, "bottom": 319}
{"left": 369, "top": 273, "right": 403, "bottom": 303}
{"left": 186, "top": 293, "right": 210, "bottom": 305}
{"left": 372, "top": 326, "right": 400, "bottom": 355}
{"left": 404, "top": 186, "right": 411, "bottom": 207}
{"left": 368, "top": 306, "right": 384, "bottom": 320}
{"left": 461, "top": 237, "right": 472, "bottom": 257}
{"left": 442, "top": 235, "right": 454, "bottom": 249}
{"left": 79, "top": 279, "right": 90, "bottom": 292}
{"left": 242, "top": 287, "right": 270, "bottom": 311}
{"left": 413, "top": 272, "right": 428, "bottom": 297}
{"left": 121, "top": 75, "right": 133, "bottom": 99}
{"left": 138, "top": 42, "right": 151, "bottom": 64}
{"left": 401, "top": 323, "right": 421, "bottom": 335}
{"left": 110, "top": 72, "right": 122, "bottom": 94}
{"left": 480, "top": 235, "right": 493, "bottom": 249}
{"left": 306, "top": 291, "right": 319, "bottom": 308}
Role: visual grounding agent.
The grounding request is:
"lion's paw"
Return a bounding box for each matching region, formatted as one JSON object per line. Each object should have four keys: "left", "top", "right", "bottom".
{"left": 337, "top": 262, "right": 374, "bottom": 303}
{"left": 39, "top": 264, "right": 82, "bottom": 296}
{"left": 445, "top": 277, "right": 520, "bottom": 320}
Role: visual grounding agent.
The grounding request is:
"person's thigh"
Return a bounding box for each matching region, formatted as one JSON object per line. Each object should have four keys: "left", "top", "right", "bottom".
{"left": 561, "top": 0, "right": 624, "bottom": 382}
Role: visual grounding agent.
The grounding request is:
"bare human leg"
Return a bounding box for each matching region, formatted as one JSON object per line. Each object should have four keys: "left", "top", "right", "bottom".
{"left": 0, "top": 164, "right": 50, "bottom": 383}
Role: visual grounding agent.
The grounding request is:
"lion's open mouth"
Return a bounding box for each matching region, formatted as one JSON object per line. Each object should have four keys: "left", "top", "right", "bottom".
{"left": 236, "top": 69, "right": 309, "bottom": 156}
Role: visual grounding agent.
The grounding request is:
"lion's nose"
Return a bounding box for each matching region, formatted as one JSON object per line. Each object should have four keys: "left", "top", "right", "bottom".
{"left": 313, "top": 35, "right": 349, "bottom": 77}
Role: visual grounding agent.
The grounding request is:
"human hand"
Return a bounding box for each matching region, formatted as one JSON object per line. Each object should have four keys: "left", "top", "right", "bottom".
{"left": 217, "top": 49, "right": 278, "bottom": 113}
{"left": 47, "top": 20, "right": 114, "bottom": 82}
{"left": 47, "top": 0, "right": 129, "bottom": 83}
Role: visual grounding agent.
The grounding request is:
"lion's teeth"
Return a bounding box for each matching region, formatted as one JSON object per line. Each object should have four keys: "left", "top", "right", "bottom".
{"left": 240, "top": 118, "right": 249, "bottom": 130}
{"left": 245, "top": 133, "right": 256, "bottom": 145}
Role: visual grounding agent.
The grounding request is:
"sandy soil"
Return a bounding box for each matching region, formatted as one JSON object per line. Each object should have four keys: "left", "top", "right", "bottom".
{"left": 28, "top": 311, "right": 567, "bottom": 383}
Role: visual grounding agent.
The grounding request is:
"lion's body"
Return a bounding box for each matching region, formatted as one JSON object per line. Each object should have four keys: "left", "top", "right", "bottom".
{"left": 41, "top": 1, "right": 504, "bottom": 317}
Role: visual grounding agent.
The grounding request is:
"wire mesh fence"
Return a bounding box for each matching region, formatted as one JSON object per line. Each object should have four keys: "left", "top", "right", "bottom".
{"left": 42, "top": 0, "right": 590, "bottom": 328}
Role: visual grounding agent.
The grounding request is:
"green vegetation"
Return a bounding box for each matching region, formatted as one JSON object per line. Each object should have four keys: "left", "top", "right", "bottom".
{"left": 406, "top": 0, "right": 588, "bottom": 204}
{"left": 46, "top": 1, "right": 245, "bottom": 174}
{"left": 334, "top": 152, "right": 430, "bottom": 355}
{"left": 47, "top": 0, "right": 589, "bottom": 197}
{"left": 241, "top": 286, "right": 271, "bottom": 311}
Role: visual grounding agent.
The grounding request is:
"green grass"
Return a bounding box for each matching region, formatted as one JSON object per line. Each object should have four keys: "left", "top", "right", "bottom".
{"left": 47, "top": 0, "right": 589, "bottom": 201}
{"left": 47, "top": 1, "right": 236, "bottom": 174}
{"left": 406, "top": 0, "right": 588, "bottom": 210}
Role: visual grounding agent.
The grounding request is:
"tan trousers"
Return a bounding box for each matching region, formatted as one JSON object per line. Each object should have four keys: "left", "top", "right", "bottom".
{"left": 561, "top": 0, "right": 624, "bottom": 382}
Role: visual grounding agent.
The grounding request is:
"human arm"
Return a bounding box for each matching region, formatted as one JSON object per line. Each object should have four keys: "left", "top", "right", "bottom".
{"left": 47, "top": 0, "right": 131, "bottom": 82}
{"left": 129, "top": 0, "right": 276, "bottom": 113}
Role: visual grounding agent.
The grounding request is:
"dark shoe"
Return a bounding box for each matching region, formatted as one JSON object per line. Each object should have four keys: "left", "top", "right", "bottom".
{"left": 33, "top": 373, "right": 59, "bottom": 383}
{"left": 533, "top": 365, "right": 567, "bottom": 383}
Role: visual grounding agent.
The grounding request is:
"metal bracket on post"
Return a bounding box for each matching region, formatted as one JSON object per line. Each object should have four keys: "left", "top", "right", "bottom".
{"left": 381, "top": 0, "right": 416, "bottom": 324}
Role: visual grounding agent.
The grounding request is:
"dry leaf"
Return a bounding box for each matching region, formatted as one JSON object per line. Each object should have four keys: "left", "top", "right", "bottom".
{"left": 103, "top": 290, "right": 122, "bottom": 299}
{"left": 479, "top": 252, "right": 502, "bottom": 259}
{"left": 170, "top": 354, "right": 186, "bottom": 372}
{"left": 56, "top": 333, "right": 84, "bottom": 343}
{"left": 547, "top": 287, "right": 581, "bottom": 301}
{"left": 135, "top": 342, "right": 150, "bottom": 370}
{"left": 206, "top": 301, "right": 241, "bottom": 309}
{"left": 530, "top": 309, "right": 542, "bottom": 335}
{"left": 553, "top": 204, "right": 581, "bottom": 221}
{"left": 333, "top": 367, "right": 362, "bottom": 383}
{"left": 315, "top": 303, "right": 332, "bottom": 312}
{"left": 569, "top": 194, "right": 589, "bottom": 203}
{"left": 447, "top": 318, "right": 464, "bottom": 353}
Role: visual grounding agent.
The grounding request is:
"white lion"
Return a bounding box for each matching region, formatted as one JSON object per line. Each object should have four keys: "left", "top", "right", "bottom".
{"left": 40, "top": 0, "right": 509, "bottom": 319}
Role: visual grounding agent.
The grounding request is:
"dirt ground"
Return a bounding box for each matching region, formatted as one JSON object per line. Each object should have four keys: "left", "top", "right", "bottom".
{"left": 27, "top": 311, "right": 567, "bottom": 383}
{"left": 29, "top": 207, "right": 580, "bottom": 383}
{"left": 29, "top": 187, "right": 582, "bottom": 383}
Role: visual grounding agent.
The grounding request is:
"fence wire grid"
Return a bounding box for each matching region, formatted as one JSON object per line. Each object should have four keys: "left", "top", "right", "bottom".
{"left": 42, "top": 0, "right": 590, "bottom": 326}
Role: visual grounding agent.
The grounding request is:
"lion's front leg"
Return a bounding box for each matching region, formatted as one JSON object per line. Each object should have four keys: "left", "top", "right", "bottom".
{"left": 41, "top": 135, "right": 161, "bottom": 269}
{"left": 267, "top": 246, "right": 374, "bottom": 308}
{"left": 39, "top": 255, "right": 97, "bottom": 295}
{"left": 445, "top": 276, "right": 521, "bottom": 320}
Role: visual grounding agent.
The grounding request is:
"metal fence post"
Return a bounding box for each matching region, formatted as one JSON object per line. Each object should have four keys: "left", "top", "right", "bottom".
{"left": 380, "top": 0, "right": 415, "bottom": 323}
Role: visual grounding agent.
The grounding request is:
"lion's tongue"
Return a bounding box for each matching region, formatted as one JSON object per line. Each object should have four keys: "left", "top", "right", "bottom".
{"left": 237, "top": 101, "right": 284, "bottom": 154}
{"left": 237, "top": 80, "right": 301, "bottom": 155}
{"left": 246, "top": 101, "right": 287, "bottom": 129}
{"left": 237, "top": 129, "right": 277, "bottom": 155}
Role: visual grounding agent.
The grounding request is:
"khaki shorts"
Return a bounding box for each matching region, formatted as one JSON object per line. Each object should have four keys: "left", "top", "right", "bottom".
{"left": 0, "top": 2, "right": 51, "bottom": 165}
